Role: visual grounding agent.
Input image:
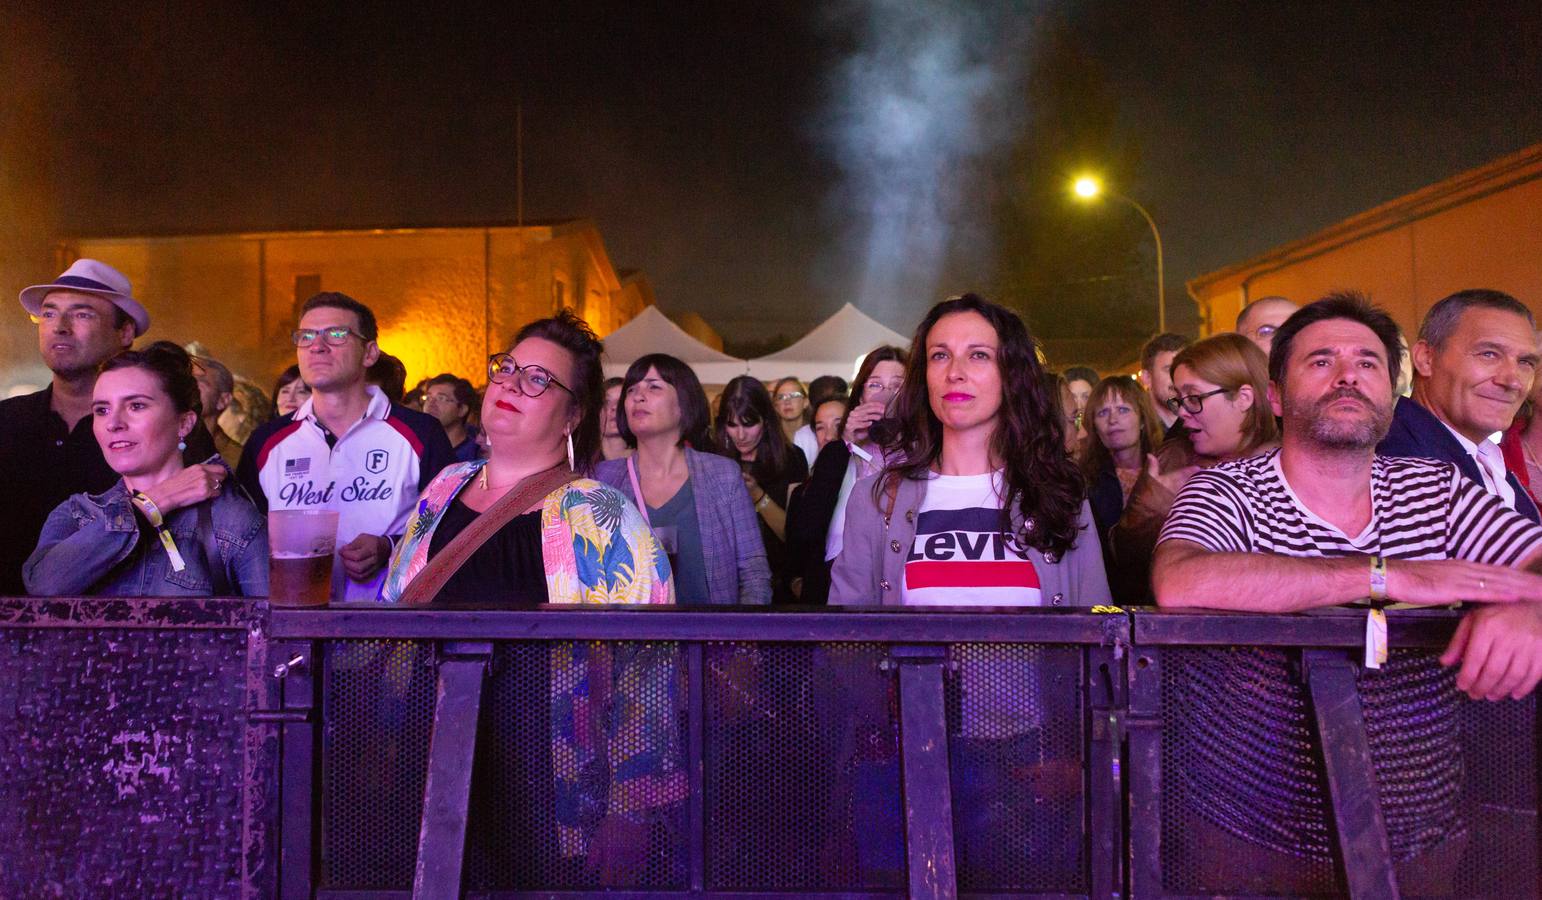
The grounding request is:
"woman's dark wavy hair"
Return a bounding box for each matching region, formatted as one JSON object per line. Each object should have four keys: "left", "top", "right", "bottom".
{"left": 510, "top": 309, "right": 605, "bottom": 474}
{"left": 881, "top": 294, "right": 1086, "bottom": 556}
{"left": 100, "top": 340, "right": 202, "bottom": 416}
{"left": 714, "top": 375, "right": 795, "bottom": 484}
{"left": 617, "top": 353, "right": 714, "bottom": 451}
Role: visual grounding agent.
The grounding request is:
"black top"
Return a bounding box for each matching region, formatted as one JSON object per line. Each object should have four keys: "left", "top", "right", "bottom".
{"left": 0, "top": 385, "right": 217, "bottom": 596}
{"left": 751, "top": 451, "right": 809, "bottom": 605}
{"left": 425, "top": 496, "right": 548, "bottom": 605}
{"left": 785, "top": 440, "right": 852, "bottom": 605}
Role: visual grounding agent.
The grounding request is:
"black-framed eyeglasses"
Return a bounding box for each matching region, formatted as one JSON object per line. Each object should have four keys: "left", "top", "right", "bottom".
{"left": 292, "top": 326, "right": 364, "bottom": 348}
{"left": 487, "top": 353, "right": 571, "bottom": 398}
{"left": 1164, "top": 387, "right": 1230, "bottom": 415}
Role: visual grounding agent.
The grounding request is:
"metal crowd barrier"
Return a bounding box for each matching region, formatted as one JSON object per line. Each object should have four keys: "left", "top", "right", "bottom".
{"left": 0, "top": 598, "right": 1535, "bottom": 899}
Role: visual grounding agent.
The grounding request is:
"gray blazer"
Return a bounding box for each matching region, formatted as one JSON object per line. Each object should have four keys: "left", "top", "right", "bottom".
{"left": 829, "top": 473, "right": 1111, "bottom": 607}
{"left": 595, "top": 448, "right": 771, "bottom": 604}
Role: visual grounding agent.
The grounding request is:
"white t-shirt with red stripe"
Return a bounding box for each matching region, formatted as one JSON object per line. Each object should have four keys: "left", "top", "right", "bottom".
{"left": 902, "top": 470, "right": 1043, "bottom": 606}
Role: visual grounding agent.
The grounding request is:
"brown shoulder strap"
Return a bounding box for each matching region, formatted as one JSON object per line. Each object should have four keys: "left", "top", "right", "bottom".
{"left": 399, "top": 462, "right": 576, "bottom": 605}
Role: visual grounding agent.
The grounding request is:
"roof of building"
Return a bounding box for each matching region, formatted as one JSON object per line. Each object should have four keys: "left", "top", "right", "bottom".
{"left": 1188, "top": 142, "right": 1542, "bottom": 294}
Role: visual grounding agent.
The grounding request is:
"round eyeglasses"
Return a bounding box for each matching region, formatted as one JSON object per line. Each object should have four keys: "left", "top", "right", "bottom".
{"left": 487, "top": 353, "right": 571, "bottom": 398}
{"left": 1164, "top": 387, "right": 1229, "bottom": 415}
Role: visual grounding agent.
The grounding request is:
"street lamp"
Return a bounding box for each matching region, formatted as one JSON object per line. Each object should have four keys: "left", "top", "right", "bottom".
{"left": 1070, "top": 175, "right": 1166, "bottom": 333}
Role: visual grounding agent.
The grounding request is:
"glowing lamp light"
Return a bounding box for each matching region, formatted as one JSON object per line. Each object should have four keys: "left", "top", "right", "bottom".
{"left": 1067, "top": 173, "right": 1167, "bottom": 332}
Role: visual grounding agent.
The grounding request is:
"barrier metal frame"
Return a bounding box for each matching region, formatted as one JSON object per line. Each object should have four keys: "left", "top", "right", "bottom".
{"left": 1126, "top": 607, "right": 1525, "bottom": 900}
{"left": 1, "top": 599, "right": 1533, "bottom": 899}
{"left": 267, "top": 604, "right": 1131, "bottom": 900}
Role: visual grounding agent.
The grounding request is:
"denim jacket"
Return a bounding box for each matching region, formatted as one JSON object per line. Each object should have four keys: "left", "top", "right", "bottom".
{"left": 24, "top": 468, "right": 269, "bottom": 597}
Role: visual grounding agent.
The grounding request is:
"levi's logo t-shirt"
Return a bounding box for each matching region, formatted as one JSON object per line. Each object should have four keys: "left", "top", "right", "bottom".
{"left": 902, "top": 470, "right": 1042, "bottom": 606}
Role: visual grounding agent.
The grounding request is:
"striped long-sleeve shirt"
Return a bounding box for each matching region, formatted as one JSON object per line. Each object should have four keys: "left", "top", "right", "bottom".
{"left": 1158, "top": 447, "right": 1542, "bottom": 565}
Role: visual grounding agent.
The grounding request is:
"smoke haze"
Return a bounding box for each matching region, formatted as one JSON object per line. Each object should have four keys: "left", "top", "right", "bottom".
{"left": 819, "top": 0, "right": 1035, "bottom": 327}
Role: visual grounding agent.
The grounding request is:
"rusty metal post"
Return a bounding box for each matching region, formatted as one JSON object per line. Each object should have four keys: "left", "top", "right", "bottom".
{"left": 412, "top": 640, "right": 492, "bottom": 900}
{"left": 891, "top": 643, "right": 957, "bottom": 900}
{"left": 1303, "top": 649, "right": 1398, "bottom": 900}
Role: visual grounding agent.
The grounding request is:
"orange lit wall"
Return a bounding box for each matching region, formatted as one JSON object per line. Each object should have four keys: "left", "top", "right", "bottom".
{"left": 56, "top": 221, "right": 650, "bottom": 390}
{"left": 1190, "top": 145, "right": 1542, "bottom": 340}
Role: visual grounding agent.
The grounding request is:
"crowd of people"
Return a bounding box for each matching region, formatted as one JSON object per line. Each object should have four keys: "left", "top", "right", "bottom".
{"left": 6, "top": 257, "right": 1542, "bottom": 883}
{"left": 0, "top": 263, "right": 1539, "bottom": 688}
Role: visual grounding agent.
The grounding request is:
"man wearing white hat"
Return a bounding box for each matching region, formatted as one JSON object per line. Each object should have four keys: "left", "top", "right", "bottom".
{"left": 0, "top": 259, "right": 216, "bottom": 595}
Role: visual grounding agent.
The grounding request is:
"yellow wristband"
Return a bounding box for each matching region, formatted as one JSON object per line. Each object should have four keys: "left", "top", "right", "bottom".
{"left": 1369, "top": 555, "right": 1388, "bottom": 602}
{"left": 131, "top": 491, "right": 164, "bottom": 528}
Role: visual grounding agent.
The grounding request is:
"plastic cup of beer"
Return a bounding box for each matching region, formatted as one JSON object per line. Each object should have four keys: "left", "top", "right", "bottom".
{"left": 269, "top": 509, "right": 339, "bottom": 606}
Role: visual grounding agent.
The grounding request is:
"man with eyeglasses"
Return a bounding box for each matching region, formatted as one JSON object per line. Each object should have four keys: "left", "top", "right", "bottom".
{"left": 420, "top": 373, "right": 481, "bottom": 463}
{"left": 0, "top": 259, "right": 218, "bottom": 595}
{"left": 237, "top": 292, "right": 453, "bottom": 601}
{"left": 1234, "top": 295, "right": 1298, "bottom": 355}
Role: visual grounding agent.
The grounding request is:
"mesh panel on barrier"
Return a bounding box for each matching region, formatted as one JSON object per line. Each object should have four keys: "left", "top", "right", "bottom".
{"left": 1443, "top": 696, "right": 1538, "bottom": 898}
{"left": 1160, "top": 646, "right": 1537, "bottom": 898}
{"left": 464, "top": 641, "right": 687, "bottom": 891}
{"left": 945, "top": 643, "right": 1086, "bottom": 893}
{"left": 0, "top": 627, "right": 248, "bottom": 896}
{"left": 704, "top": 642, "right": 904, "bottom": 891}
{"left": 321, "top": 639, "right": 438, "bottom": 889}
{"left": 321, "top": 639, "right": 688, "bottom": 892}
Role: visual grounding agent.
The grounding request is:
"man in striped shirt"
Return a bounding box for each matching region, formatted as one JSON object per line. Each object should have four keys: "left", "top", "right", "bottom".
{"left": 1154, "top": 291, "right": 1542, "bottom": 701}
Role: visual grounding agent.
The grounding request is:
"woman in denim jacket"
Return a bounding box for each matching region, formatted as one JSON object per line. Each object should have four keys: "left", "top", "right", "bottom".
{"left": 25, "top": 342, "right": 267, "bottom": 596}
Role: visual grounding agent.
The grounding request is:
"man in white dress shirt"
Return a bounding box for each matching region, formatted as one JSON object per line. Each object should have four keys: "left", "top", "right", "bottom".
{"left": 1377, "top": 288, "right": 1541, "bottom": 522}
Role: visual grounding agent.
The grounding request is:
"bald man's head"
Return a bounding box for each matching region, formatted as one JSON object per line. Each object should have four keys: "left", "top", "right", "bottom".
{"left": 1236, "top": 295, "right": 1299, "bottom": 353}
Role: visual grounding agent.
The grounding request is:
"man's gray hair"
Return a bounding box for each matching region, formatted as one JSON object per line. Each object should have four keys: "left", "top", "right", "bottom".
{"left": 1417, "top": 289, "right": 1534, "bottom": 350}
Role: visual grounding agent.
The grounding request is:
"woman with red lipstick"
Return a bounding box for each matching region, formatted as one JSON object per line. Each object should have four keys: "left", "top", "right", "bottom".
{"left": 594, "top": 354, "right": 772, "bottom": 605}
{"left": 830, "top": 295, "right": 1109, "bottom": 609}
{"left": 714, "top": 376, "right": 809, "bottom": 604}
{"left": 829, "top": 295, "right": 1108, "bottom": 882}
{"left": 25, "top": 342, "right": 268, "bottom": 596}
{"left": 381, "top": 313, "right": 678, "bottom": 880}
{"left": 1108, "top": 332, "right": 1278, "bottom": 601}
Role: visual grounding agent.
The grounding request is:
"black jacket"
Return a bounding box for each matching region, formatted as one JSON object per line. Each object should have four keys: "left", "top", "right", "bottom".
{"left": 785, "top": 440, "right": 852, "bottom": 605}
{"left": 1377, "top": 396, "right": 1540, "bottom": 523}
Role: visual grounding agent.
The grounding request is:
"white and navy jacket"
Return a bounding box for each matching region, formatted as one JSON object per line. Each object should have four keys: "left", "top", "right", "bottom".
{"left": 237, "top": 386, "right": 454, "bottom": 601}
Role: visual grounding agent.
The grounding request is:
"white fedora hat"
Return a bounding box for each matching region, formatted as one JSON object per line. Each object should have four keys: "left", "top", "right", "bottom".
{"left": 20, "top": 258, "right": 150, "bottom": 337}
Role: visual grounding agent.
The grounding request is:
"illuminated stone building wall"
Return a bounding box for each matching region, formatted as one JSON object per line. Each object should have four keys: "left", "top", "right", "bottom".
{"left": 46, "top": 220, "right": 650, "bottom": 389}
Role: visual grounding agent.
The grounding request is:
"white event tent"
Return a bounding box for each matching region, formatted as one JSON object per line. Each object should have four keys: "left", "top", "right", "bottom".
{"left": 748, "top": 303, "right": 910, "bottom": 383}
{"left": 601, "top": 305, "right": 750, "bottom": 384}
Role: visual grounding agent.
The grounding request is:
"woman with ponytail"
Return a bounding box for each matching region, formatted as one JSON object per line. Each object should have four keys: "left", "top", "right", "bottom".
{"left": 25, "top": 341, "right": 268, "bottom": 596}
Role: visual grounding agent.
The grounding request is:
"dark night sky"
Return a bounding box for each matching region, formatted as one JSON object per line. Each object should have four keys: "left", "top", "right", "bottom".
{"left": 4, "top": 1, "right": 1541, "bottom": 352}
